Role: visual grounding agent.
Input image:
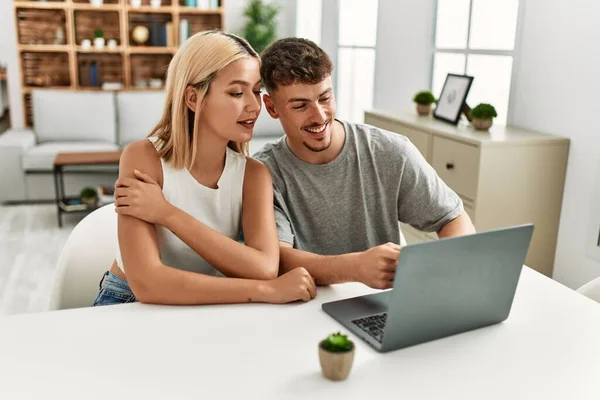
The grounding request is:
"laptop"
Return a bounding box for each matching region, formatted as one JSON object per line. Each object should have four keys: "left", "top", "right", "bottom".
{"left": 322, "top": 224, "right": 534, "bottom": 353}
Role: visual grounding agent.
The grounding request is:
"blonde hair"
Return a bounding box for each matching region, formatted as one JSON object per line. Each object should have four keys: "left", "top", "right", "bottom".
{"left": 149, "top": 30, "right": 259, "bottom": 169}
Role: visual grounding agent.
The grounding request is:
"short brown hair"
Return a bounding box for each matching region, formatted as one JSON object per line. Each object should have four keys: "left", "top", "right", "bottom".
{"left": 260, "top": 38, "right": 333, "bottom": 93}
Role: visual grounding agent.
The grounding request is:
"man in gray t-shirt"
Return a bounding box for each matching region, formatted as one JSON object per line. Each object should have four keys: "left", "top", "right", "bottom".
{"left": 255, "top": 38, "right": 476, "bottom": 290}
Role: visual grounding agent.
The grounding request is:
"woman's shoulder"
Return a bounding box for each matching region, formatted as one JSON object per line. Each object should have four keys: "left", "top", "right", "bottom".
{"left": 120, "top": 138, "right": 163, "bottom": 185}
{"left": 243, "top": 156, "right": 272, "bottom": 185}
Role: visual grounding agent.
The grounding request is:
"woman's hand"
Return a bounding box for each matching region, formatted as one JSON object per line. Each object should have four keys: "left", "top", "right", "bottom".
{"left": 263, "top": 268, "right": 317, "bottom": 303}
{"left": 114, "top": 169, "right": 172, "bottom": 225}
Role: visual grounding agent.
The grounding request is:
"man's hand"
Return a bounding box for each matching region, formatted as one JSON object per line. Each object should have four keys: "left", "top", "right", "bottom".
{"left": 114, "top": 169, "right": 172, "bottom": 225}
{"left": 356, "top": 243, "right": 401, "bottom": 289}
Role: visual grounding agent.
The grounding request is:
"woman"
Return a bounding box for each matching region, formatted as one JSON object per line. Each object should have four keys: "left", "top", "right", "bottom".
{"left": 92, "top": 30, "right": 316, "bottom": 306}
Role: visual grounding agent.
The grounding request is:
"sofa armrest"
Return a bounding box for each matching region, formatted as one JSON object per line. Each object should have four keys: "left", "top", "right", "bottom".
{"left": 0, "top": 129, "right": 36, "bottom": 202}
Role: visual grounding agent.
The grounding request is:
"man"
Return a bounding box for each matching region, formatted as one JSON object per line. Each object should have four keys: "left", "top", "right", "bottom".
{"left": 254, "top": 38, "right": 476, "bottom": 290}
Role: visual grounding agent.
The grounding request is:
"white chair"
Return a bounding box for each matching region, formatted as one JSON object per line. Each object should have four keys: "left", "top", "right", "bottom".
{"left": 576, "top": 277, "right": 600, "bottom": 304}
{"left": 49, "top": 203, "right": 117, "bottom": 311}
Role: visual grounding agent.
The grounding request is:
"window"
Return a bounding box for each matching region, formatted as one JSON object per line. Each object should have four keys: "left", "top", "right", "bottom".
{"left": 336, "top": 0, "right": 379, "bottom": 123}
{"left": 296, "top": 0, "right": 322, "bottom": 46}
{"left": 432, "top": 0, "right": 520, "bottom": 124}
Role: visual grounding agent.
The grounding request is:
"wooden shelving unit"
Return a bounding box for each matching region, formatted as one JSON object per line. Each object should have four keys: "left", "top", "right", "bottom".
{"left": 13, "top": 0, "right": 224, "bottom": 127}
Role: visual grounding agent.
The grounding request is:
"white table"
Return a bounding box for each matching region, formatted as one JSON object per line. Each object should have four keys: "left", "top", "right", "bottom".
{"left": 1, "top": 268, "right": 599, "bottom": 399}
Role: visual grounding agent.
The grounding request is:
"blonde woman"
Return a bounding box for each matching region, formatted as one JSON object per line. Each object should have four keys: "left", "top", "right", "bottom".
{"left": 92, "top": 31, "right": 316, "bottom": 306}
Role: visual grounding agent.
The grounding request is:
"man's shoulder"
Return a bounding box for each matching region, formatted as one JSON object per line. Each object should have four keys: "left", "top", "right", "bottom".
{"left": 344, "top": 120, "right": 414, "bottom": 157}
{"left": 253, "top": 137, "right": 285, "bottom": 162}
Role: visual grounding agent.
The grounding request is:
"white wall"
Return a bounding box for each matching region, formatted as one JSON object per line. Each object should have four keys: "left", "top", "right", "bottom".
{"left": 0, "top": 0, "right": 23, "bottom": 128}
{"left": 373, "top": 0, "right": 435, "bottom": 112}
{"left": 510, "top": 0, "right": 600, "bottom": 289}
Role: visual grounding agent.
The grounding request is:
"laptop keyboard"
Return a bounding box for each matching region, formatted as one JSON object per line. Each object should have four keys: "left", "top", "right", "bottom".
{"left": 351, "top": 313, "right": 387, "bottom": 343}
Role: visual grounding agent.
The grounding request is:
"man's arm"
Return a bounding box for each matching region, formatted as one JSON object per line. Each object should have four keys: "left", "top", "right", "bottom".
{"left": 437, "top": 212, "right": 476, "bottom": 239}
{"left": 279, "top": 242, "right": 400, "bottom": 289}
{"left": 279, "top": 242, "right": 359, "bottom": 285}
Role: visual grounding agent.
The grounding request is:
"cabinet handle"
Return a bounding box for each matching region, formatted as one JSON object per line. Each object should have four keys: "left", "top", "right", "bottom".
{"left": 446, "top": 162, "right": 455, "bottom": 170}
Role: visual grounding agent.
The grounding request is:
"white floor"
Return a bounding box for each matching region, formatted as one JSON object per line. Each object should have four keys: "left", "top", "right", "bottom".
{"left": 0, "top": 204, "right": 82, "bottom": 317}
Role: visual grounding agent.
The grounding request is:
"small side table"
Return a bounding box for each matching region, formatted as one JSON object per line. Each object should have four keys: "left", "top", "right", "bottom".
{"left": 53, "top": 151, "right": 122, "bottom": 227}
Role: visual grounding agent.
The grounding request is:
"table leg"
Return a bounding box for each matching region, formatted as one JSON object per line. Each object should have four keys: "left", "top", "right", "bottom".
{"left": 53, "top": 165, "right": 62, "bottom": 228}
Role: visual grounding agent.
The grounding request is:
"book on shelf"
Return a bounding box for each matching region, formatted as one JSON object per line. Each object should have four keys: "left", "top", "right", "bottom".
{"left": 180, "top": 19, "right": 190, "bottom": 44}
{"left": 166, "top": 22, "right": 174, "bottom": 47}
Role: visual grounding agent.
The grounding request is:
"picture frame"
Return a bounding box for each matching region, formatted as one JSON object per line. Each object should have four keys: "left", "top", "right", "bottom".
{"left": 433, "top": 74, "right": 474, "bottom": 125}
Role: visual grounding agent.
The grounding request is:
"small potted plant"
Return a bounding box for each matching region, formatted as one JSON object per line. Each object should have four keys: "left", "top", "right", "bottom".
{"left": 94, "top": 28, "right": 105, "bottom": 50}
{"left": 90, "top": 0, "right": 103, "bottom": 8}
{"left": 80, "top": 187, "right": 98, "bottom": 208}
{"left": 413, "top": 90, "right": 436, "bottom": 116}
{"left": 469, "top": 103, "right": 498, "bottom": 131}
{"left": 318, "top": 332, "right": 355, "bottom": 381}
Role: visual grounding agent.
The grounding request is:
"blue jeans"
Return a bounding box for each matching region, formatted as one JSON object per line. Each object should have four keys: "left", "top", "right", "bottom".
{"left": 92, "top": 271, "right": 137, "bottom": 307}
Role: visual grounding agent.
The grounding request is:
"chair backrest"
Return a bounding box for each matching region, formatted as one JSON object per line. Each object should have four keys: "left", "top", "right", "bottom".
{"left": 49, "top": 204, "right": 117, "bottom": 310}
{"left": 577, "top": 277, "right": 600, "bottom": 304}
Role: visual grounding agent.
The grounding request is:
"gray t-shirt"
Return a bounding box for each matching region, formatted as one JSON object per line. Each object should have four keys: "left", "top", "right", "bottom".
{"left": 254, "top": 120, "right": 463, "bottom": 255}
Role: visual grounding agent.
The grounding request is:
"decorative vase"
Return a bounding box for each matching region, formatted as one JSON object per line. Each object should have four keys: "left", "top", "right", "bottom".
{"left": 81, "top": 39, "right": 92, "bottom": 50}
{"left": 472, "top": 118, "right": 493, "bottom": 131}
{"left": 82, "top": 197, "right": 97, "bottom": 208}
{"left": 90, "top": 0, "right": 103, "bottom": 7}
{"left": 107, "top": 39, "right": 117, "bottom": 50}
{"left": 150, "top": 0, "right": 161, "bottom": 8}
{"left": 130, "top": 0, "right": 142, "bottom": 8}
{"left": 318, "top": 341, "right": 355, "bottom": 381}
{"left": 94, "top": 37, "right": 105, "bottom": 49}
{"left": 416, "top": 103, "right": 432, "bottom": 116}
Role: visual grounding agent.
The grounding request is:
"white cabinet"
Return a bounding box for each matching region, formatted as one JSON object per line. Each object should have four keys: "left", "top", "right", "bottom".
{"left": 365, "top": 110, "right": 570, "bottom": 277}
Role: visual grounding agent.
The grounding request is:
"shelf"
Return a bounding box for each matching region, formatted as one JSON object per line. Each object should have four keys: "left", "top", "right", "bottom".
{"left": 21, "top": 51, "right": 71, "bottom": 87}
{"left": 19, "top": 44, "right": 71, "bottom": 52}
{"left": 72, "top": 4, "right": 122, "bottom": 11}
{"left": 178, "top": 6, "right": 223, "bottom": 14}
{"left": 76, "top": 46, "right": 124, "bottom": 53}
{"left": 13, "top": 2, "right": 67, "bottom": 10}
{"left": 127, "top": 6, "right": 174, "bottom": 13}
{"left": 16, "top": 7, "right": 68, "bottom": 46}
{"left": 128, "top": 46, "right": 177, "bottom": 54}
{"left": 14, "top": 0, "right": 225, "bottom": 128}
{"left": 74, "top": 10, "right": 121, "bottom": 46}
{"left": 22, "top": 86, "right": 76, "bottom": 94}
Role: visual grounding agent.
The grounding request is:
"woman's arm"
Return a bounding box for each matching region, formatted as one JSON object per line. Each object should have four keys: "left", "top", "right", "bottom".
{"left": 116, "top": 140, "right": 313, "bottom": 304}
{"left": 115, "top": 158, "right": 279, "bottom": 280}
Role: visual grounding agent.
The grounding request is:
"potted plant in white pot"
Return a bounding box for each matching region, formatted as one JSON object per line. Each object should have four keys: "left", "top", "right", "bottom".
{"left": 80, "top": 187, "right": 98, "bottom": 208}
{"left": 469, "top": 103, "right": 498, "bottom": 131}
{"left": 413, "top": 90, "right": 436, "bottom": 116}
{"left": 90, "top": 0, "right": 103, "bottom": 7}
{"left": 94, "top": 28, "right": 105, "bottom": 50}
{"left": 318, "top": 332, "right": 355, "bottom": 381}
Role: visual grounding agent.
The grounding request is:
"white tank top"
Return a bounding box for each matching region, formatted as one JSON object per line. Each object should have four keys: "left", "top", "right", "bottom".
{"left": 116, "top": 137, "right": 247, "bottom": 276}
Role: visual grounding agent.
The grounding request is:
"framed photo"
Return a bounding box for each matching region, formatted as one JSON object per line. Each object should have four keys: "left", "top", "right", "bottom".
{"left": 433, "top": 74, "right": 474, "bottom": 125}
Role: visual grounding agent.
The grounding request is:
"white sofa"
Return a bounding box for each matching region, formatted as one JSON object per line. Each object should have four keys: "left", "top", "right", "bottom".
{"left": 0, "top": 89, "right": 283, "bottom": 203}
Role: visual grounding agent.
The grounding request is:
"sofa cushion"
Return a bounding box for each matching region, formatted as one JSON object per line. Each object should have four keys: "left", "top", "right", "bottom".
{"left": 22, "top": 141, "right": 120, "bottom": 171}
{"left": 32, "top": 90, "right": 117, "bottom": 143}
{"left": 117, "top": 91, "right": 165, "bottom": 146}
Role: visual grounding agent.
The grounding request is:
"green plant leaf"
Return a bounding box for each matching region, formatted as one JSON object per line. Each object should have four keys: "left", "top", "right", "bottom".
{"left": 239, "top": 0, "right": 279, "bottom": 54}
{"left": 469, "top": 103, "right": 498, "bottom": 120}
{"left": 413, "top": 90, "right": 436, "bottom": 105}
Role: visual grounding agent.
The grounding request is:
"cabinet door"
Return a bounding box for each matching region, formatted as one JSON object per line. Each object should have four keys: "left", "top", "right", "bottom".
{"left": 431, "top": 137, "right": 480, "bottom": 200}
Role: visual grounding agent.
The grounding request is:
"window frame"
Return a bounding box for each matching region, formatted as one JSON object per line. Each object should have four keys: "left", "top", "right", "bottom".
{"left": 430, "top": 0, "right": 525, "bottom": 125}
{"left": 335, "top": 0, "right": 379, "bottom": 123}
